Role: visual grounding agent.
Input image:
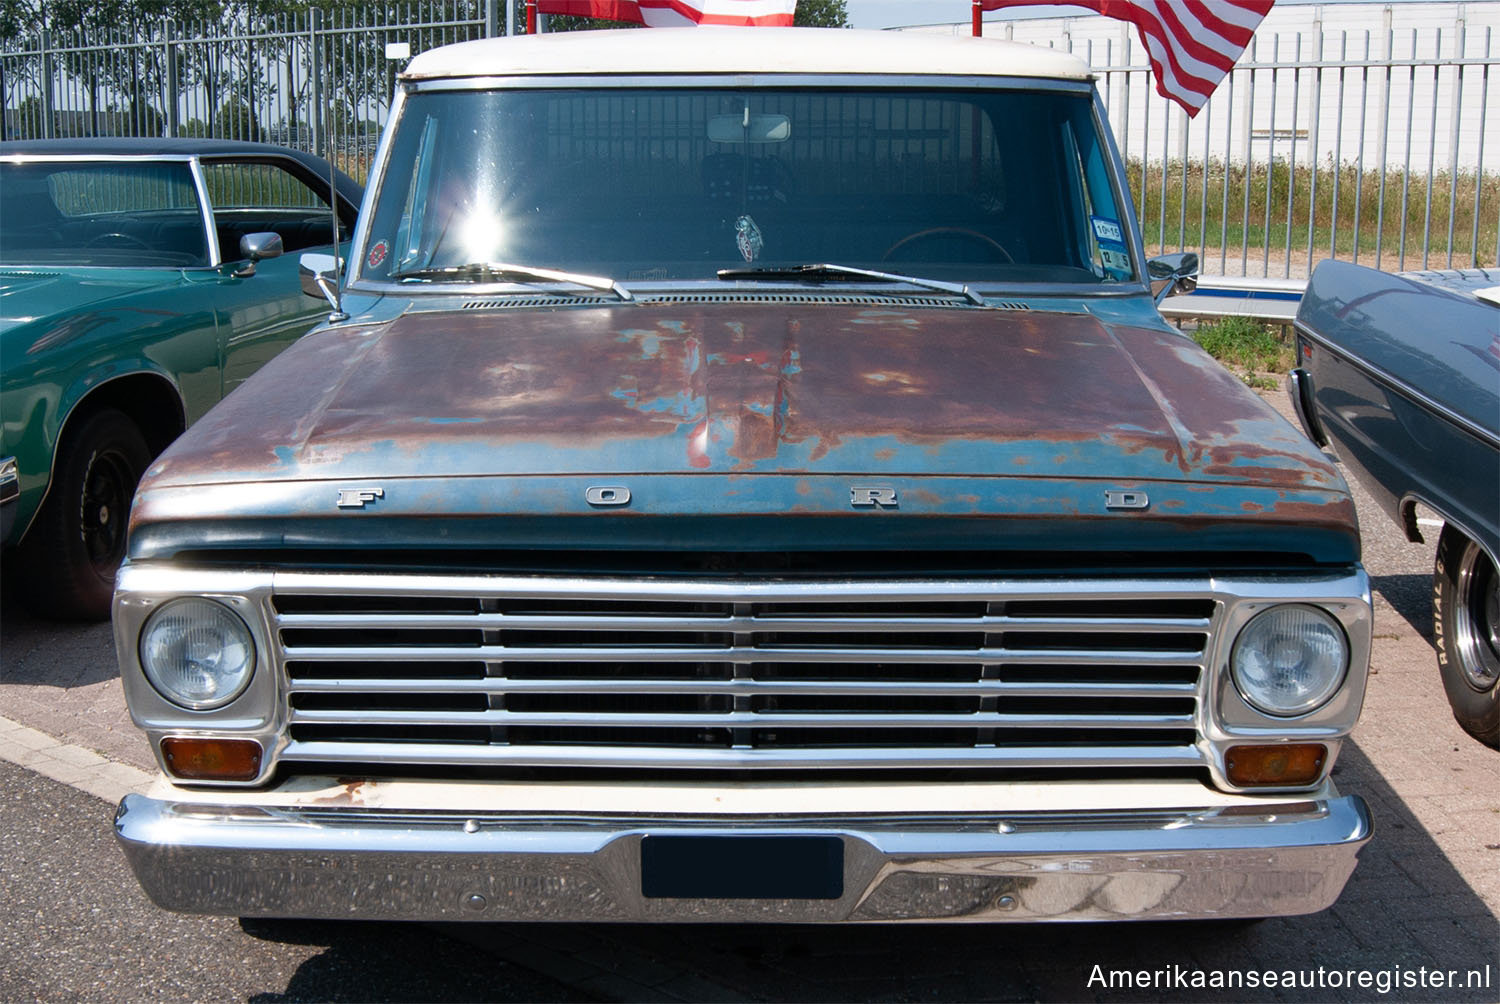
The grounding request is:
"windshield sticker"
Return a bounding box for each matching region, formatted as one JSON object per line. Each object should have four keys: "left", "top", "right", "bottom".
{"left": 367, "top": 240, "right": 389, "bottom": 269}
{"left": 1090, "top": 216, "right": 1130, "bottom": 277}
{"left": 735, "top": 215, "right": 764, "bottom": 263}
{"left": 1091, "top": 216, "right": 1124, "bottom": 245}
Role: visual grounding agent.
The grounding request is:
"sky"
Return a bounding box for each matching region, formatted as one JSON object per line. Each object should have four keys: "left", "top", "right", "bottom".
{"left": 846, "top": 0, "right": 1400, "bottom": 29}
{"left": 847, "top": 0, "right": 983, "bottom": 29}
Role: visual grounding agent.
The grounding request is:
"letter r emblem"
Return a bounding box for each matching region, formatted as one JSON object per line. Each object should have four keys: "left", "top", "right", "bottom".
{"left": 850, "top": 486, "right": 898, "bottom": 508}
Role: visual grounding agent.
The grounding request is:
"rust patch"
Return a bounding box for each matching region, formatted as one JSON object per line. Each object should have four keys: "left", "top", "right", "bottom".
{"left": 305, "top": 779, "right": 373, "bottom": 806}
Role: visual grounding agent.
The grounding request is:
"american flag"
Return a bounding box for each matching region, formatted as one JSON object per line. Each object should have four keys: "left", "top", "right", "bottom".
{"left": 983, "top": 1, "right": 1273, "bottom": 116}
{"left": 534, "top": 0, "right": 796, "bottom": 26}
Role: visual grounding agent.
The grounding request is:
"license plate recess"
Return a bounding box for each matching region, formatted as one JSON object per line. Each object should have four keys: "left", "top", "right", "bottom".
{"left": 640, "top": 834, "right": 844, "bottom": 900}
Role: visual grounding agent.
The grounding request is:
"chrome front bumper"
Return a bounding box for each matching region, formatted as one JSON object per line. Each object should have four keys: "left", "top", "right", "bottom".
{"left": 115, "top": 789, "right": 1371, "bottom": 922}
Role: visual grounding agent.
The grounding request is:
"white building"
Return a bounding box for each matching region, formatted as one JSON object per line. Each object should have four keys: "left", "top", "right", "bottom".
{"left": 901, "top": 2, "right": 1500, "bottom": 172}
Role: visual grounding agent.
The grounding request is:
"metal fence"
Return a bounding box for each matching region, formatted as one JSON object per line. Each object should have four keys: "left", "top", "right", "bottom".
{"left": 0, "top": 2, "right": 494, "bottom": 183}
{"left": 929, "top": 2, "right": 1500, "bottom": 279}
{"left": 3, "top": 2, "right": 1498, "bottom": 279}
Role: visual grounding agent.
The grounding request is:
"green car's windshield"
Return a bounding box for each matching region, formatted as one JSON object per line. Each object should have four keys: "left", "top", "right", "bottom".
{"left": 0, "top": 161, "right": 209, "bottom": 267}
{"left": 360, "top": 86, "right": 1135, "bottom": 287}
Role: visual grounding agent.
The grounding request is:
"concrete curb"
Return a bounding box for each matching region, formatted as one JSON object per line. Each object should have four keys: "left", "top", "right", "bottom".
{"left": 0, "top": 714, "right": 154, "bottom": 805}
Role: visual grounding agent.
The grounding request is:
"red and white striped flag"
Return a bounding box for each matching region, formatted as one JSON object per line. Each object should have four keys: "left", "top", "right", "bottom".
{"left": 982, "top": 1, "right": 1273, "bottom": 116}
{"left": 535, "top": 1, "right": 796, "bottom": 26}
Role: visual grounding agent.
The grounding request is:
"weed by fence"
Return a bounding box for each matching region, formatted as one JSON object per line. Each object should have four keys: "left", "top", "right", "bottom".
{"left": 1135, "top": 156, "right": 1500, "bottom": 274}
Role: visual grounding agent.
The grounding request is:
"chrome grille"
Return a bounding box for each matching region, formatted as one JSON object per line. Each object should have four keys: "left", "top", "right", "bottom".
{"left": 272, "top": 574, "right": 1215, "bottom": 771}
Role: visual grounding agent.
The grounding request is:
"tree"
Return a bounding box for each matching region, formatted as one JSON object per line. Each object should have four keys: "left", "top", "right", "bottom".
{"left": 37, "top": 0, "right": 225, "bottom": 137}
{"left": 213, "top": 93, "right": 260, "bottom": 140}
{"left": 525, "top": 0, "right": 848, "bottom": 31}
{"left": 11, "top": 93, "right": 54, "bottom": 138}
{"left": 793, "top": 0, "right": 848, "bottom": 28}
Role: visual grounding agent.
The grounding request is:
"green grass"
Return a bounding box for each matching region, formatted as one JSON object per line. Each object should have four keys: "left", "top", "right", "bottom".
{"left": 1191, "top": 316, "right": 1294, "bottom": 389}
{"left": 1132, "top": 157, "right": 1500, "bottom": 268}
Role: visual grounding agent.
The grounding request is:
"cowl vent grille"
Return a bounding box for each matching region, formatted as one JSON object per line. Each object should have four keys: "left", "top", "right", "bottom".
{"left": 453, "top": 292, "right": 1026, "bottom": 310}
{"left": 645, "top": 292, "right": 965, "bottom": 308}
{"left": 461, "top": 296, "right": 616, "bottom": 309}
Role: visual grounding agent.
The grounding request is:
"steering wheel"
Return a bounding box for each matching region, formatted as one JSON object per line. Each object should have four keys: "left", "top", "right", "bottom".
{"left": 87, "top": 232, "right": 150, "bottom": 251}
{"left": 882, "top": 227, "right": 1014, "bottom": 264}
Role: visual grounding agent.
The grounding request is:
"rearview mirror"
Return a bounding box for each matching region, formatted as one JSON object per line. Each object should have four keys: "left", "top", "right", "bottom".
{"left": 708, "top": 113, "right": 791, "bottom": 144}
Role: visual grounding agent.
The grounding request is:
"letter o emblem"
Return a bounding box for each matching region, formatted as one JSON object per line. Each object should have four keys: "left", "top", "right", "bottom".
{"left": 586, "top": 485, "right": 631, "bottom": 507}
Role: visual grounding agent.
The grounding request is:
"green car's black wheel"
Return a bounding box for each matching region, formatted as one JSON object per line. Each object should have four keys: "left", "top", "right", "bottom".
{"left": 1433, "top": 526, "right": 1500, "bottom": 748}
{"left": 21, "top": 408, "right": 151, "bottom": 621}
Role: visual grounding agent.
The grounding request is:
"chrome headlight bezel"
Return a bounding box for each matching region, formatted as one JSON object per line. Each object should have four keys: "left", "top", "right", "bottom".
{"left": 138, "top": 597, "right": 258, "bottom": 711}
{"left": 1230, "top": 603, "right": 1350, "bottom": 718}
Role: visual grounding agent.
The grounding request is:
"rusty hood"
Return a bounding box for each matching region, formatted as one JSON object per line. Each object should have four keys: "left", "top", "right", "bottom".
{"left": 149, "top": 302, "right": 1341, "bottom": 487}
{"left": 132, "top": 301, "right": 1357, "bottom": 565}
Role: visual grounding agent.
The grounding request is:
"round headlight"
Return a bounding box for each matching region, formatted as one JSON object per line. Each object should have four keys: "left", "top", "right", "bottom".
{"left": 1231, "top": 604, "right": 1349, "bottom": 716}
{"left": 140, "top": 598, "right": 256, "bottom": 710}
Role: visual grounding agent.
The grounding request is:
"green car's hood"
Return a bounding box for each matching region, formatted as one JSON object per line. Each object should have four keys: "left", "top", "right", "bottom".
{"left": 0, "top": 267, "right": 178, "bottom": 337}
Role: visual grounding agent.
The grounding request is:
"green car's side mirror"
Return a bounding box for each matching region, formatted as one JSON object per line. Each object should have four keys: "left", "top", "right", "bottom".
{"left": 231, "top": 232, "right": 284, "bottom": 278}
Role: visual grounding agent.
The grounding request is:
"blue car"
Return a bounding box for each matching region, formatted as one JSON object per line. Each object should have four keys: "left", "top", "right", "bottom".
{"left": 1292, "top": 260, "right": 1500, "bottom": 747}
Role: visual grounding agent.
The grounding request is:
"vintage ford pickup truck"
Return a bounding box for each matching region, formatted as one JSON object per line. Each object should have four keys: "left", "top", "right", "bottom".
{"left": 113, "top": 28, "right": 1373, "bottom": 923}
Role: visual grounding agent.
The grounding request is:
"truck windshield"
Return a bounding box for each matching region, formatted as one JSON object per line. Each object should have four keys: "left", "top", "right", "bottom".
{"left": 360, "top": 86, "right": 1134, "bottom": 288}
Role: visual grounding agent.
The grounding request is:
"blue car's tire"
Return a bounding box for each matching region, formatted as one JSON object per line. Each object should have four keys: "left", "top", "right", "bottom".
{"left": 21, "top": 408, "right": 150, "bottom": 621}
{"left": 1433, "top": 526, "right": 1500, "bottom": 749}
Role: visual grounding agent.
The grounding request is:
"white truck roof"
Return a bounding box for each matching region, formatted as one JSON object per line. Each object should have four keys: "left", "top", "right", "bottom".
{"left": 402, "top": 27, "right": 1093, "bottom": 82}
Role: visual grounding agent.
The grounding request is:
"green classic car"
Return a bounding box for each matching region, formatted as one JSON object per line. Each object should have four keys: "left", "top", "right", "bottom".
{"left": 0, "top": 139, "right": 361, "bottom": 619}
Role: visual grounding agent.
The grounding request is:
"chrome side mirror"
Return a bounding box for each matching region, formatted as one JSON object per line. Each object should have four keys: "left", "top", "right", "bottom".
{"left": 241, "top": 231, "right": 284, "bottom": 261}
{"left": 299, "top": 252, "right": 348, "bottom": 322}
{"left": 1147, "top": 252, "right": 1199, "bottom": 305}
{"left": 231, "top": 232, "right": 285, "bottom": 277}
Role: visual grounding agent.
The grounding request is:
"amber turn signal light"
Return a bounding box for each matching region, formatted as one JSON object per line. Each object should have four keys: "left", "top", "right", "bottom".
{"left": 1225, "top": 743, "right": 1327, "bottom": 787}
{"left": 161, "top": 737, "right": 262, "bottom": 782}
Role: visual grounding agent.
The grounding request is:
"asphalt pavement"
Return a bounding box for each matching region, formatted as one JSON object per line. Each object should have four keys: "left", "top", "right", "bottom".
{"left": 1, "top": 385, "right": 1496, "bottom": 1003}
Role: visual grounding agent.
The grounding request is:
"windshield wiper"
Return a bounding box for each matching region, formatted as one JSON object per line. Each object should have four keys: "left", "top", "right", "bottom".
{"left": 391, "top": 261, "right": 632, "bottom": 301}
{"left": 717, "top": 263, "right": 986, "bottom": 307}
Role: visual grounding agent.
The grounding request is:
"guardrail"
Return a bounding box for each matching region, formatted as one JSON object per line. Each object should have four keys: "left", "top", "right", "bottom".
{"left": 1158, "top": 277, "right": 1306, "bottom": 330}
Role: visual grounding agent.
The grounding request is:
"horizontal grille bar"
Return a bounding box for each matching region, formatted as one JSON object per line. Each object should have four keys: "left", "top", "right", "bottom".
{"left": 279, "top": 742, "right": 1206, "bottom": 770}
{"left": 285, "top": 678, "right": 1198, "bottom": 699}
{"left": 281, "top": 645, "right": 1206, "bottom": 665}
{"left": 275, "top": 612, "right": 1213, "bottom": 633}
{"left": 288, "top": 709, "right": 1195, "bottom": 729}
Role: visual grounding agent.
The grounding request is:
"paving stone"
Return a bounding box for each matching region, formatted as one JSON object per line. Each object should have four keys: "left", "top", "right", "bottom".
{"left": 43, "top": 742, "right": 109, "bottom": 769}
{"left": 572, "top": 942, "right": 683, "bottom": 987}
{"left": 574, "top": 972, "right": 678, "bottom": 1002}
{"left": 1396, "top": 915, "right": 1498, "bottom": 975}
{"left": 25, "top": 756, "right": 96, "bottom": 786}
{"left": 658, "top": 972, "right": 759, "bottom": 1003}
{"left": 490, "top": 940, "right": 609, "bottom": 988}
{"left": 0, "top": 722, "right": 60, "bottom": 752}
